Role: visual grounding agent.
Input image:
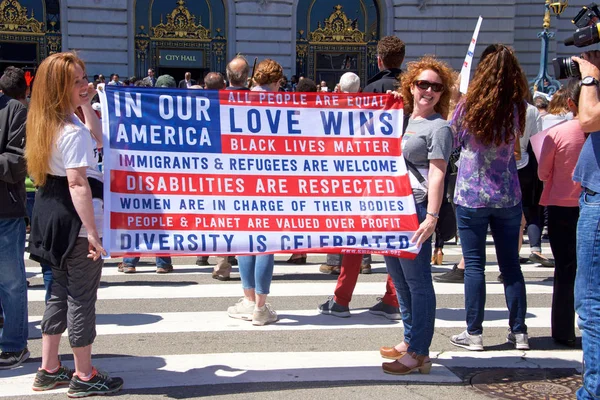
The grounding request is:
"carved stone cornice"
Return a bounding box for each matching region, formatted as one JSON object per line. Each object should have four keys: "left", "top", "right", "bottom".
{"left": 310, "top": 5, "right": 364, "bottom": 44}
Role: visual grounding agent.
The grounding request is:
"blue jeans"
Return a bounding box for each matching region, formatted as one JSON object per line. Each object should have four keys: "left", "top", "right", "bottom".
{"left": 238, "top": 255, "right": 275, "bottom": 295}
{"left": 457, "top": 203, "right": 527, "bottom": 335}
{"left": 0, "top": 218, "right": 28, "bottom": 352}
{"left": 123, "top": 257, "right": 172, "bottom": 268}
{"left": 384, "top": 201, "right": 435, "bottom": 356}
{"left": 523, "top": 205, "right": 543, "bottom": 253}
{"left": 575, "top": 190, "right": 600, "bottom": 400}
{"left": 26, "top": 191, "right": 35, "bottom": 221}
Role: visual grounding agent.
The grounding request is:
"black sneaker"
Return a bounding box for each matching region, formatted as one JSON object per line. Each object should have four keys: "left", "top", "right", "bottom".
{"left": 0, "top": 348, "right": 30, "bottom": 370}
{"left": 67, "top": 368, "right": 124, "bottom": 398}
{"left": 433, "top": 264, "right": 464, "bottom": 283}
{"left": 318, "top": 296, "right": 351, "bottom": 318}
{"left": 369, "top": 298, "right": 401, "bottom": 320}
{"left": 33, "top": 364, "right": 74, "bottom": 391}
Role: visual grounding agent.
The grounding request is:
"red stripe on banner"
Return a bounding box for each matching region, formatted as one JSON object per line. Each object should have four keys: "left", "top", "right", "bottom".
{"left": 219, "top": 91, "right": 403, "bottom": 110}
{"left": 110, "top": 212, "right": 420, "bottom": 232}
{"left": 220, "top": 135, "right": 401, "bottom": 156}
{"left": 110, "top": 170, "right": 413, "bottom": 197}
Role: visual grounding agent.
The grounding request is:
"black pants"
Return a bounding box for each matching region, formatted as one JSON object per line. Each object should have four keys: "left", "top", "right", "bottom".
{"left": 548, "top": 206, "right": 579, "bottom": 342}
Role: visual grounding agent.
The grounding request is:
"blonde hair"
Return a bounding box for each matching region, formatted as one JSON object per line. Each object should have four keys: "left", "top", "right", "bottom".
{"left": 26, "top": 52, "right": 86, "bottom": 187}
{"left": 547, "top": 88, "right": 569, "bottom": 116}
{"left": 253, "top": 59, "right": 283, "bottom": 86}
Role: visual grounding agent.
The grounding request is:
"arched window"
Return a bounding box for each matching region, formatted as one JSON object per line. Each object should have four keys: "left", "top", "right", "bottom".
{"left": 0, "top": 0, "right": 61, "bottom": 73}
{"left": 296, "top": 0, "right": 381, "bottom": 89}
{"left": 135, "top": 0, "right": 227, "bottom": 82}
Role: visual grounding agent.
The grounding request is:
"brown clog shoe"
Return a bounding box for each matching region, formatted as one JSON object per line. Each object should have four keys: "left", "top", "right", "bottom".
{"left": 379, "top": 346, "right": 406, "bottom": 360}
{"left": 382, "top": 352, "right": 432, "bottom": 375}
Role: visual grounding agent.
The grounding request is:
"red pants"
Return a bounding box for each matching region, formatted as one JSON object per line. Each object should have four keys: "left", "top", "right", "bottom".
{"left": 333, "top": 254, "right": 398, "bottom": 307}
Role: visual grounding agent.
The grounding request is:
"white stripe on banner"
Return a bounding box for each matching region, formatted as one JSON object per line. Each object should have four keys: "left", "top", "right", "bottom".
{"left": 0, "top": 351, "right": 582, "bottom": 397}
{"left": 98, "top": 87, "right": 419, "bottom": 259}
{"left": 105, "top": 230, "right": 420, "bottom": 258}
{"left": 108, "top": 194, "right": 417, "bottom": 216}
{"left": 27, "top": 281, "right": 554, "bottom": 302}
{"left": 26, "top": 307, "right": 557, "bottom": 338}
{"left": 220, "top": 103, "right": 400, "bottom": 137}
{"left": 107, "top": 149, "right": 407, "bottom": 177}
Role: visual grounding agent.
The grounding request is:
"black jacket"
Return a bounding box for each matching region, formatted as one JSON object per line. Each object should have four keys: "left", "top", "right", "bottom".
{"left": 0, "top": 94, "right": 27, "bottom": 219}
{"left": 29, "top": 175, "right": 103, "bottom": 269}
{"left": 178, "top": 79, "right": 197, "bottom": 88}
{"left": 225, "top": 86, "right": 250, "bottom": 91}
{"left": 363, "top": 68, "right": 403, "bottom": 94}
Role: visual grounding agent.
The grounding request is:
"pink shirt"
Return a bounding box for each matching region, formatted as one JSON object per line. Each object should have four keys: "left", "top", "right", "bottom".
{"left": 538, "top": 119, "right": 586, "bottom": 207}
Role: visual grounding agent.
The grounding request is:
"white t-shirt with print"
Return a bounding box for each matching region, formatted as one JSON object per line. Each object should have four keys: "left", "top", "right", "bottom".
{"left": 49, "top": 115, "right": 103, "bottom": 238}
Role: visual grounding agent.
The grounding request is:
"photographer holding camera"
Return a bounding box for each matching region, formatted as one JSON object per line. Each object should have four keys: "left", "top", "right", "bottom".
{"left": 568, "top": 52, "right": 600, "bottom": 400}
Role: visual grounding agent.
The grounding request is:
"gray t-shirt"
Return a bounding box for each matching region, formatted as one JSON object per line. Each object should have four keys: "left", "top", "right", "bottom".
{"left": 402, "top": 114, "right": 453, "bottom": 203}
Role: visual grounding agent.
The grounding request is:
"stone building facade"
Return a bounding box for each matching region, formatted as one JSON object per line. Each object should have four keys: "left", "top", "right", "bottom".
{"left": 1, "top": 0, "right": 595, "bottom": 88}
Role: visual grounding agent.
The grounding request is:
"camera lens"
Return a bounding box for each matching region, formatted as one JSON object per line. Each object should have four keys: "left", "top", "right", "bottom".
{"left": 552, "top": 57, "right": 581, "bottom": 80}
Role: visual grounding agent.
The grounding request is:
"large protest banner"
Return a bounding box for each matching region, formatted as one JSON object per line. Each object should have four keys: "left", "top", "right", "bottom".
{"left": 98, "top": 86, "right": 420, "bottom": 258}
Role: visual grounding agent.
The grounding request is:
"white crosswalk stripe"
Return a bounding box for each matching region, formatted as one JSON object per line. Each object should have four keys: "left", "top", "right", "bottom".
{"left": 3, "top": 241, "right": 581, "bottom": 398}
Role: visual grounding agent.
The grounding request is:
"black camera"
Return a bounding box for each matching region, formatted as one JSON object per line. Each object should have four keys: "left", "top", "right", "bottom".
{"left": 553, "top": 3, "right": 600, "bottom": 79}
{"left": 563, "top": 2, "right": 600, "bottom": 48}
{"left": 572, "top": 3, "right": 600, "bottom": 28}
{"left": 553, "top": 57, "right": 581, "bottom": 79}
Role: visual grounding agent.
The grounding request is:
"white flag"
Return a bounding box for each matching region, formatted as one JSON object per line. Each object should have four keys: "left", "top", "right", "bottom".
{"left": 460, "top": 16, "right": 484, "bottom": 95}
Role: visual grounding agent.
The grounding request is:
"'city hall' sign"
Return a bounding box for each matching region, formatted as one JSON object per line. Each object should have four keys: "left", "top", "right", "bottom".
{"left": 158, "top": 49, "right": 203, "bottom": 67}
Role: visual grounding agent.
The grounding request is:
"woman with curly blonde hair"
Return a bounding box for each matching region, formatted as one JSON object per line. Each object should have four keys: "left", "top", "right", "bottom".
{"left": 379, "top": 56, "right": 454, "bottom": 375}
{"left": 449, "top": 44, "right": 530, "bottom": 352}
{"left": 227, "top": 59, "right": 282, "bottom": 326}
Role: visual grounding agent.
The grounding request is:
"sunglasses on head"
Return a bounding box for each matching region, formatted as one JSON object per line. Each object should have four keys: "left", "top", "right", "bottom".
{"left": 413, "top": 80, "right": 444, "bottom": 93}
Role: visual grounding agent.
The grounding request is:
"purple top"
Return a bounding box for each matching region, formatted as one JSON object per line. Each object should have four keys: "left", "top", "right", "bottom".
{"left": 451, "top": 102, "right": 522, "bottom": 209}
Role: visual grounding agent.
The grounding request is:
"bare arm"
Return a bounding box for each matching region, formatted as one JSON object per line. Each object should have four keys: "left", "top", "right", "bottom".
{"left": 411, "top": 159, "right": 447, "bottom": 247}
{"left": 66, "top": 166, "right": 106, "bottom": 260}
{"left": 572, "top": 54, "right": 600, "bottom": 132}
{"left": 81, "top": 83, "right": 103, "bottom": 147}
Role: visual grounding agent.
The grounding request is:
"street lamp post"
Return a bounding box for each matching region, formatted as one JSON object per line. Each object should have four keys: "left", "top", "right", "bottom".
{"left": 531, "top": 0, "right": 568, "bottom": 95}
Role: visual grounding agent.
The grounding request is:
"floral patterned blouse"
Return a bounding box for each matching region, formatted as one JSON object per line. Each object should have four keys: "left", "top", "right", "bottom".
{"left": 450, "top": 102, "right": 522, "bottom": 209}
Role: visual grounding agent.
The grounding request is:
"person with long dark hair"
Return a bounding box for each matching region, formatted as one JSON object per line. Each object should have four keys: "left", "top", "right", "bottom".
{"left": 449, "top": 44, "right": 530, "bottom": 351}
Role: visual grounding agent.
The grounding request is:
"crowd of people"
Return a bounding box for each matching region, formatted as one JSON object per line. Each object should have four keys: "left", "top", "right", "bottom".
{"left": 0, "top": 34, "right": 599, "bottom": 400}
